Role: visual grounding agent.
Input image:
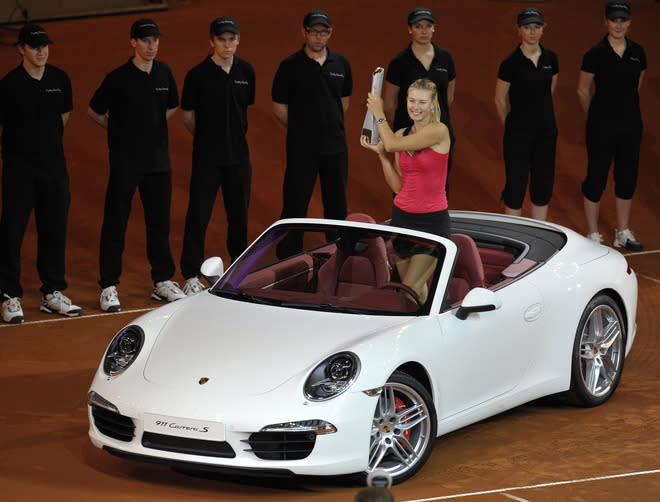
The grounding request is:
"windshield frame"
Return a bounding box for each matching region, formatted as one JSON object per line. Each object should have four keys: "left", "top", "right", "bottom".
{"left": 211, "top": 219, "right": 450, "bottom": 316}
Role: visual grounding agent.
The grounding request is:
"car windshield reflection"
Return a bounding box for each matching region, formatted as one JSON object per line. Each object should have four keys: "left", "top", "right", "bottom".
{"left": 210, "top": 223, "right": 446, "bottom": 315}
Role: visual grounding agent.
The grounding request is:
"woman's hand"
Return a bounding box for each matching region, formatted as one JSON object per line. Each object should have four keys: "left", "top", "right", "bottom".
{"left": 360, "top": 135, "right": 386, "bottom": 155}
{"left": 366, "top": 91, "right": 385, "bottom": 118}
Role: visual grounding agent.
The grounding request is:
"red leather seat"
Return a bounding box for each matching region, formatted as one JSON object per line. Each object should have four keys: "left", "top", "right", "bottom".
{"left": 449, "top": 233, "right": 485, "bottom": 305}
{"left": 317, "top": 214, "right": 390, "bottom": 297}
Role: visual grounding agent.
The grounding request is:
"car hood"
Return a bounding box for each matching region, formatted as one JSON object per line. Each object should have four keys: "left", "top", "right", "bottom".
{"left": 142, "top": 292, "right": 411, "bottom": 395}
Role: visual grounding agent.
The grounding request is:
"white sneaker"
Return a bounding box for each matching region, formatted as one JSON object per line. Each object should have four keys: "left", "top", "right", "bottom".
{"left": 586, "top": 232, "right": 603, "bottom": 244}
{"left": 152, "top": 280, "right": 186, "bottom": 302}
{"left": 40, "top": 291, "right": 83, "bottom": 317}
{"left": 100, "top": 286, "right": 121, "bottom": 312}
{"left": 613, "top": 228, "right": 643, "bottom": 251}
{"left": 1, "top": 294, "right": 24, "bottom": 324}
{"left": 183, "top": 277, "right": 206, "bottom": 296}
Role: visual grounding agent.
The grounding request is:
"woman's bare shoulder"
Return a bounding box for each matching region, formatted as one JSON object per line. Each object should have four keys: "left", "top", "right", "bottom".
{"left": 430, "top": 122, "right": 448, "bottom": 134}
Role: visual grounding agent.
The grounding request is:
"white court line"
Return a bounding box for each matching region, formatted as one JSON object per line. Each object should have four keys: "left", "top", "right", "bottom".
{"left": 621, "top": 247, "right": 660, "bottom": 283}
{"left": 2, "top": 259, "right": 659, "bottom": 328}
{"left": 613, "top": 248, "right": 659, "bottom": 283}
{"left": 0, "top": 307, "right": 154, "bottom": 328}
{"left": 638, "top": 274, "right": 660, "bottom": 285}
{"left": 501, "top": 494, "right": 529, "bottom": 502}
{"left": 401, "top": 469, "right": 660, "bottom": 502}
{"left": 2, "top": 250, "right": 655, "bottom": 329}
{"left": 622, "top": 249, "right": 660, "bottom": 257}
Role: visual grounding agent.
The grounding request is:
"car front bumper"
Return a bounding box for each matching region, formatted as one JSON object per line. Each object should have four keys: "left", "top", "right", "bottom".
{"left": 87, "top": 377, "right": 380, "bottom": 477}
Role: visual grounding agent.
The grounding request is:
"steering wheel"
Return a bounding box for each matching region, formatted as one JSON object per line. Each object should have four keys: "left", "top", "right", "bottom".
{"left": 378, "top": 282, "right": 423, "bottom": 307}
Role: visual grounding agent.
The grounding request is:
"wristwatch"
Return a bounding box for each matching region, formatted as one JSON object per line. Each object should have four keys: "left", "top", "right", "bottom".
{"left": 375, "top": 117, "right": 386, "bottom": 125}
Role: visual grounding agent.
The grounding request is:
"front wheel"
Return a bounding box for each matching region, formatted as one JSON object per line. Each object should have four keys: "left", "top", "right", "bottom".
{"left": 366, "top": 371, "right": 437, "bottom": 484}
{"left": 569, "top": 294, "right": 626, "bottom": 407}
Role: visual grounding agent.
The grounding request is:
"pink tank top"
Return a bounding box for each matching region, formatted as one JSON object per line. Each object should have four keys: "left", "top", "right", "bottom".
{"left": 394, "top": 148, "right": 449, "bottom": 213}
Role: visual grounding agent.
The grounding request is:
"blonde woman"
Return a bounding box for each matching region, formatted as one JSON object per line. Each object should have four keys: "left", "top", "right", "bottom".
{"left": 360, "top": 79, "right": 450, "bottom": 301}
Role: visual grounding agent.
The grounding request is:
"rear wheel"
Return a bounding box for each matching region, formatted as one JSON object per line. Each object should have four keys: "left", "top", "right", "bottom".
{"left": 569, "top": 295, "right": 626, "bottom": 407}
{"left": 366, "top": 371, "right": 436, "bottom": 484}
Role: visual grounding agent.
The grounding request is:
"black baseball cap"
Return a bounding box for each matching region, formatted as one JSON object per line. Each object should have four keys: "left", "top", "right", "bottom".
{"left": 303, "top": 10, "right": 331, "bottom": 28}
{"left": 211, "top": 16, "right": 239, "bottom": 36}
{"left": 517, "top": 7, "right": 544, "bottom": 26}
{"left": 130, "top": 18, "right": 161, "bottom": 39}
{"left": 408, "top": 7, "right": 435, "bottom": 25}
{"left": 17, "top": 24, "right": 53, "bottom": 47}
{"left": 605, "top": 1, "right": 631, "bottom": 20}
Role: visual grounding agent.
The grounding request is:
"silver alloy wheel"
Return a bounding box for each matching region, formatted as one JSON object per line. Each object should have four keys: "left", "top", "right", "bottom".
{"left": 578, "top": 304, "right": 623, "bottom": 397}
{"left": 368, "top": 380, "right": 433, "bottom": 480}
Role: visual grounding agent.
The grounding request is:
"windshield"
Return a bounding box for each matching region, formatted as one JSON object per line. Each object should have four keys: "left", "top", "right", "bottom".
{"left": 211, "top": 222, "right": 447, "bottom": 315}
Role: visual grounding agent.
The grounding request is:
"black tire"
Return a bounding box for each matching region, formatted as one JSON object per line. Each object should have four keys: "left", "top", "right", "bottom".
{"left": 364, "top": 371, "right": 437, "bottom": 484}
{"left": 569, "top": 294, "right": 626, "bottom": 407}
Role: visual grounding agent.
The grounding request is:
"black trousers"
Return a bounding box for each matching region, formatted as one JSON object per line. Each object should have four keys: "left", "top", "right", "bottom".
{"left": 582, "top": 120, "right": 642, "bottom": 202}
{"left": 276, "top": 149, "right": 348, "bottom": 258}
{"left": 502, "top": 126, "right": 557, "bottom": 209}
{"left": 180, "top": 156, "right": 252, "bottom": 277}
{"left": 99, "top": 170, "right": 175, "bottom": 288}
{"left": 0, "top": 159, "right": 70, "bottom": 298}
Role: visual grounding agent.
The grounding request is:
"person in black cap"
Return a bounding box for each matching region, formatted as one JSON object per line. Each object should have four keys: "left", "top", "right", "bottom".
{"left": 272, "top": 9, "right": 353, "bottom": 258}
{"left": 577, "top": 0, "right": 646, "bottom": 250}
{"left": 88, "top": 18, "right": 185, "bottom": 312}
{"left": 179, "top": 16, "right": 256, "bottom": 295}
{"left": 383, "top": 7, "right": 456, "bottom": 195}
{"left": 0, "top": 24, "right": 83, "bottom": 323}
{"left": 494, "top": 7, "right": 559, "bottom": 221}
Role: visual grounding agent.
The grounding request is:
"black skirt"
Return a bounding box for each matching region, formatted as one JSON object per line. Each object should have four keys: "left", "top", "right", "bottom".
{"left": 391, "top": 204, "right": 451, "bottom": 258}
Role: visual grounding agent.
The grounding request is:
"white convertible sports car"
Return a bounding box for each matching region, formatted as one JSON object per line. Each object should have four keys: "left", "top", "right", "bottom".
{"left": 88, "top": 211, "right": 637, "bottom": 484}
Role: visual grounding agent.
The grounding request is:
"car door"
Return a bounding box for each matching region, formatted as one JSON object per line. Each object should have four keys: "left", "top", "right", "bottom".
{"left": 433, "top": 279, "right": 543, "bottom": 419}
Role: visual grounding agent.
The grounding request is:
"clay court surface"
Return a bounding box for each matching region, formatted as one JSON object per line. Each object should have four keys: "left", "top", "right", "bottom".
{"left": 1, "top": 0, "right": 658, "bottom": 500}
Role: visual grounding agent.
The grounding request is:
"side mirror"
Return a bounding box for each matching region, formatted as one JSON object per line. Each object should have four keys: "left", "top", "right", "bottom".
{"left": 455, "top": 287, "right": 502, "bottom": 320}
{"left": 200, "top": 257, "right": 224, "bottom": 286}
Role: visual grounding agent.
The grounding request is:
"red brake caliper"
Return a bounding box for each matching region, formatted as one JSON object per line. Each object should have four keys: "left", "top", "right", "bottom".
{"left": 395, "top": 396, "right": 411, "bottom": 440}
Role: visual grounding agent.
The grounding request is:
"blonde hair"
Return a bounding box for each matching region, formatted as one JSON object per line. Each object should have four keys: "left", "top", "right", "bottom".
{"left": 408, "top": 78, "right": 442, "bottom": 124}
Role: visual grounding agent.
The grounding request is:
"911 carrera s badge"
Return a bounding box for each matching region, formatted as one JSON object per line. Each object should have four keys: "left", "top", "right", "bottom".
{"left": 143, "top": 413, "right": 225, "bottom": 440}
{"left": 199, "top": 377, "right": 210, "bottom": 385}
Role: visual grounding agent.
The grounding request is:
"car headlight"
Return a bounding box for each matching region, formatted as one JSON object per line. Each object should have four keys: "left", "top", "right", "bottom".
{"left": 103, "top": 325, "right": 144, "bottom": 376}
{"left": 304, "top": 352, "right": 360, "bottom": 401}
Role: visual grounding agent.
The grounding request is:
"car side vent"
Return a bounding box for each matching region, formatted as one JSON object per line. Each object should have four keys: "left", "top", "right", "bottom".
{"left": 91, "top": 404, "right": 136, "bottom": 442}
{"left": 244, "top": 431, "right": 316, "bottom": 460}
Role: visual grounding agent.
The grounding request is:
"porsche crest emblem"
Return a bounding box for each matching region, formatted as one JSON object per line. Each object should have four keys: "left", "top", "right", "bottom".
{"left": 198, "top": 377, "right": 210, "bottom": 385}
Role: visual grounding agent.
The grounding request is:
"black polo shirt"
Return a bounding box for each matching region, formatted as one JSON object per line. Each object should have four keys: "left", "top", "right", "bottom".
{"left": 89, "top": 58, "right": 179, "bottom": 174}
{"left": 181, "top": 55, "right": 255, "bottom": 165}
{"left": 0, "top": 63, "right": 72, "bottom": 170}
{"left": 385, "top": 43, "right": 456, "bottom": 132}
{"left": 498, "top": 44, "right": 559, "bottom": 131}
{"left": 272, "top": 47, "right": 352, "bottom": 155}
{"left": 581, "top": 36, "right": 646, "bottom": 124}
